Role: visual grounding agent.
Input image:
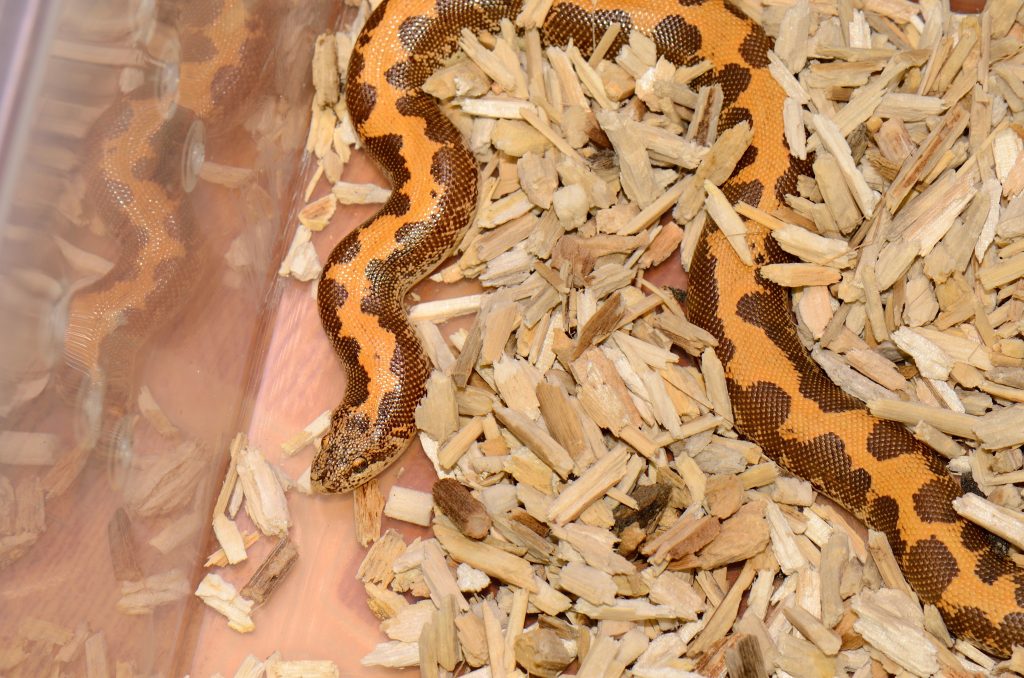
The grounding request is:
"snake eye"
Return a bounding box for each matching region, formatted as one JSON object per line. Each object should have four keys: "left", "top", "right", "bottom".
{"left": 350, "top": 456, "right": 369, "bottom": 474}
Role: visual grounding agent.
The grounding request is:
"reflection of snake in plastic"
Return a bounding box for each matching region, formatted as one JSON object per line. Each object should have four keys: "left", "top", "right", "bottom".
{"left": 314, "top": 0, "right": 1024, "bottom": 659}
{"left": 59, "top": 0, "right": 266, "bottom": 445}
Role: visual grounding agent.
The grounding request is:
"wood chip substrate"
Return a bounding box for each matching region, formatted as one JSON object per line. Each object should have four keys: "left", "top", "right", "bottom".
{"left": 205, "top": 0, "right": 1024, "bottom": 675}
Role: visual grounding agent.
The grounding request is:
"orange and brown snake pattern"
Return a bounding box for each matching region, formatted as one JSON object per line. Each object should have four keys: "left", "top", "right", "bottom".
{"left": 61, "top": 0, "right": 266, "bottom": 437}
{"left": 314, "top": 0, "right": 1024, "bottom": 657}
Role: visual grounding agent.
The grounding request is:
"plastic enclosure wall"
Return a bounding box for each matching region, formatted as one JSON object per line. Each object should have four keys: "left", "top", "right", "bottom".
{"left": 0, "top": 0, "right": 331, "bottom": 673}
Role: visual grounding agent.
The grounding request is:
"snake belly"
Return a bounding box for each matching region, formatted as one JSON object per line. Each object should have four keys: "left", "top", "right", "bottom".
{"left": 316, "top": 0, "right": 1024, "bottom": 657}
{"left": 61, "top": 0, "right": 266, "bottom": 437}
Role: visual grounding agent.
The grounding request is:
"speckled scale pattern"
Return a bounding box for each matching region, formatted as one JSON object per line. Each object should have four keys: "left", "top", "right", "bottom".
{"left": 319, "top": 0, "right": 1024, "bottom": 657}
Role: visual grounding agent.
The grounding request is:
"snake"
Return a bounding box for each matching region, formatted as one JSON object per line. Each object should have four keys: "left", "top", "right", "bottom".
{"left": 316, "top": 0, "right": 1021, "bottom": 659}
{"left": 60, "top": 0, "right": 267, "bottom": 444}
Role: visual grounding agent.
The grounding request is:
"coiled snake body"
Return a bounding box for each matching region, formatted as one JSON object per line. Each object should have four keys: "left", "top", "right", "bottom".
{"left": 313, "top": 0, "right": 1024, "bottom": 657}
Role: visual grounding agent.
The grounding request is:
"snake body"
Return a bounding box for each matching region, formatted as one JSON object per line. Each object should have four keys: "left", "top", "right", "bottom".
{"left": 62, "top": 0, "right": 266, "bottom": 436}
{"left": 316, "top": 0, "right": 1024, "bottom": 657}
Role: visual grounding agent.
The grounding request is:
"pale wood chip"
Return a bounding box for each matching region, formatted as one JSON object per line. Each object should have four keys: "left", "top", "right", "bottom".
{"left": 703, "top": 182, "right": 753, "bottom": 266}
{"left": 811, "top": 113, "right": 878, "bottom": 217}
{"left": 434, "top": 520, "right": 537, "bottom": 591}
{"left": 384, "top": 486, "right": 434, "bottom": 527}
{"left": 851, "top": 589, "right": 938, "bottom": 676}
{"left": 195, "top": 573, "right": 255, "bottom": 633}
{"left": 547, "top": 446, "right": 629, "bottom": 525}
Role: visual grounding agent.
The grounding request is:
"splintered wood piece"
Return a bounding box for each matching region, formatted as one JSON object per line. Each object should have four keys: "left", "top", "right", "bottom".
{"left": 572, "top": 292, "right": 625, "bottom": 359}
{"left": 771, "top": 224, "right": 855, "bottom": 267}
{"left": 235, "top": 443, "right": 290, "bottom": 536}
{"left": 547, "top": 445, "right": 630, "bottom": 525}
{"left": 819, "top": 531, "right": 849, "bottom": 629}
{"left": 596, "top": 109, "right": 658, "bottom": 209}
{"left": 212, "top": 514, "right": 248, "bottom": 566}
{"left": 980, "top": 252, "right": 1024, "bottom": 291}
{"left": 357, "top": 529, "right": 406, "bottom": 587}
{"left": 354, "top": 479, "right": 385, "bottom": 547}
{"left": 421, "top": 539, "right": 471, "bottom": 612}
{"left": 194, "top": 573, "right": 255, "bottom": 633}
{"left": 432, "top": 478, "right": 492, "bottom": 539}
{"left": 760, "top": 263, "right": 842, "bottom": 287}
{"left": 952, "top": 493, "right": 1024, "bottom": 551}
{"left": 452, "top": 313, "right": 487, "bottom": 389}
{"left": 438, "top": 417, "right": 485, "bottom": 470}
{"left": 280, "top": 410, "right": 331, "bottom": 458}
{"left": 481, "top": 600, "right": 507, "bottom": 678}
{"left": 514, "top": 627, "right": 575, "bottom": 678}
{"left": 866, "top": 530, "right": 916, "bottom": 601}
{"left": 913, "top": 421, "right": 964, "bottom": 459}
{"left": 688, "top": 560, "right": 756, "bottom": 657}
{"left": 204, "top": 532, "right": 260, "bottom": 569}
{"left": 867, "top": 399, "right": 978, "bottom": 439}
{"left": 240, "top": 538, "right": 299, "bottom": 607}
{"left": 433, "top": 595, "right": 461, "bottom": 672}
{"left": 703, "top": 181, "right": 753, "bottom": 266}
{"left": 312, "top": 34, "right": 340, "bottom": 107}
{"left": 493, "top": 406, "right": 574, "bottom": 479}
{"left": 702, "top": 347, "right": 733, "bottom": 426}
{"left": 723, "top": 634, "right": 770, "bottom": 678}
{"left": 811, "top": 113, "right": 878, "bottom": 217}
{"left": 408, "top": 294, "right": 484, "bottom": 324}
{"left": 782, "top": 605, "right": 842, "bottom": 656}
{"left": 972, "top": 405, "right": 1024, "bottom": 451}
{"left": 361, "top": 641, "right": 420, "bottom": 668}
{"left": 536, "top": 381, "right": 590, "bottom": 464}
{"left": 455, "top": 611, "right": 488, "bottom": 667}
{"left": 416, "top": 373, "right": 460, "bottom": 444}
{"left": 558, "top": 560, "right": 617, "bottom": 605}
{"left": 644, "top": 513, "right": 720, "bottom": 563}
{"left": 851, "top": 590, "right": 938, "bottom": 676}
{"left": 433, "top": 520, "right": 537, "bottom": 591}
{"left": 766, "top": 501, "right": 806, "bottom": 575}
{"left": 886, "top": 104, "right": 969, "bottom": 212}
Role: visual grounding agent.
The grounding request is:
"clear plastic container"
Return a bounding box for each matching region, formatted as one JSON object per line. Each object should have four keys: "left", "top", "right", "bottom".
{"left": 0, "top": 0, "right": 409, "bottom": 674}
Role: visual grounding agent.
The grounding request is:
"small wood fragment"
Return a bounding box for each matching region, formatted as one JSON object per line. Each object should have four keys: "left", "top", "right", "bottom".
{"left": 240, "top": 538, "right": 299, "bottom": 607}
{"left": 354, "top": 479, "right": 385, "bottom": 547}
{"left": 723, "top": 634, "right": 770, "bottom": 678}
{"left": 194, "top": 573, "right": 255, "bottom": 633}
{"left": 433, "top": 478, "right": 492, "bottom": 539}
{"left": 547, "top": 446, "right": 629, "bottom": 525}
{"left": 952, "top": 493, "right": 1024, "bottom": 551}
{"left": 384, "top": 486, "right": 434, "bottom": 527}
{"left": 433, "top": 520, "right": 537, "bottom": 591}
{"left": 782, "top": 604, "right": 842, "bottom": 656}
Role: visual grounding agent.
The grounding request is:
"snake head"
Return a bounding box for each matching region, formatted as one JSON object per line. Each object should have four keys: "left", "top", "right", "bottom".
{"left": 310, "top": 410, "right": 382, "bottom": 493}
